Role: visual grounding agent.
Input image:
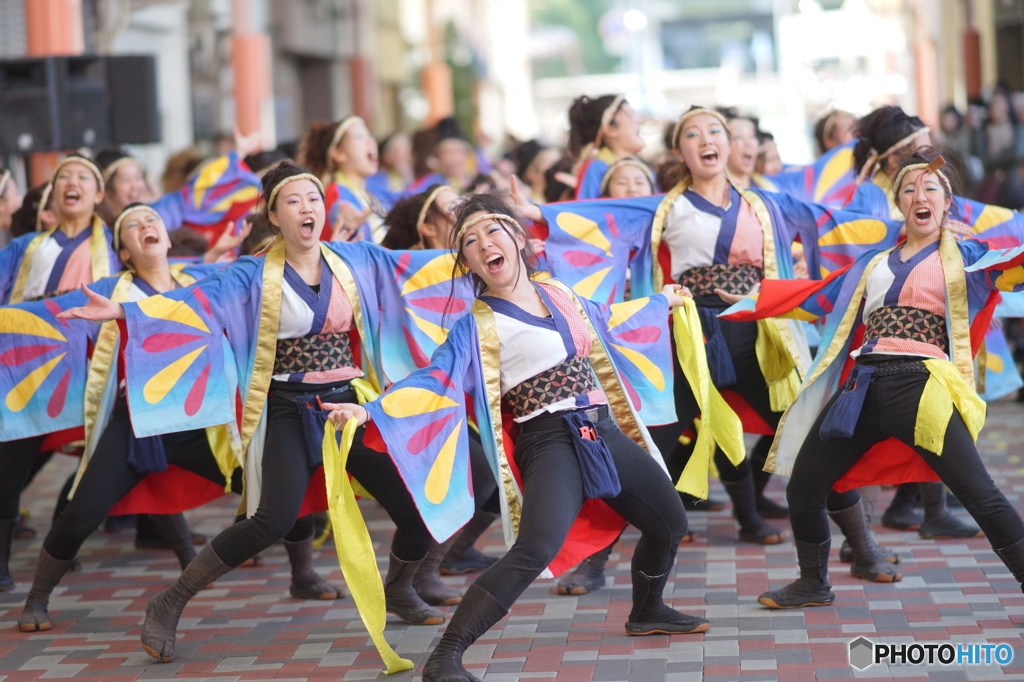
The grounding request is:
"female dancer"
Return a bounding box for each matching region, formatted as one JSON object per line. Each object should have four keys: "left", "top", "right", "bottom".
{"left": 517, "top": 106, "right": 903, "bottom": 588}
{"left": 0, "top": 156, "right": 119, "bottom": 591}
{"left": 718, "top": 109, "right": 775, "bottom": 191}
{"left": 568, "top": 94, "right": 647, "bottom": 199}
{"left": 59, "top": 161, "right": 451, "bottom": 661}
{"left": 326, "top": 191, "right": 709, "bottom": 682}
{"left": 728, "top": 153, "right": 1024, "bottom": 607}
{"left": 12, "top": 204, "right": 237, "bottom": 630}
{"left": 366, "top": 131, "right": 414, "bottom": 209}
{"left": 298, "top": 116, "right": 385, "bottom": 242}
{"left": 600, "top": 158, "right": 657, "bottom": 199}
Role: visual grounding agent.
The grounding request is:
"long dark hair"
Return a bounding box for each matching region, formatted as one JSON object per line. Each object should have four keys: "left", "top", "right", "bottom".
{"left": 567, "top": 94, "right": 621, "bottom": 158}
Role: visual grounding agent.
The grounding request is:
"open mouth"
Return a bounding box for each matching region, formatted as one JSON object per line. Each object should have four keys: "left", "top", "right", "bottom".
{"left": 143, "top": 233, "right": 160, "bottom": 245}
{"left": 300, "top": 217, "right": 316, "bottom": 236}
{"left": 63, "top": 190, "right": 81, "bottom": 204}
{"left": 485, "top": 253, "right": 504, "bottom": 273}
{"left": 914, "top": 207, "right": 932, "bottom": 223}
{"left": 700, "top": 150, "right": 719, "bottom": 164}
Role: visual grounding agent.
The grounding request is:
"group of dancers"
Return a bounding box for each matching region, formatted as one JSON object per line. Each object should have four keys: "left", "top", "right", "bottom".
{"left": 2, "top": 95, "right": 1024, "bottom": 682}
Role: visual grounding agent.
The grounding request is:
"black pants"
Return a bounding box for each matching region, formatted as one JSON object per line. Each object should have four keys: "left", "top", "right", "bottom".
{"left": 648, "top": 304, "right": 782, "bottom": 482}
{"left": 210, "top": 384, "right": 432, "bottom": 567}
{"left": 0, "top": 436, "right": 45, "bottom": 521}
{"left": 787, "top": 367, "right": 1024, "bottom": 549}
{"left": 43, "top": 396, "right": 223, "bottom": 561}
{"left": 471, "top": 411, "right": 687, "bottom": 609}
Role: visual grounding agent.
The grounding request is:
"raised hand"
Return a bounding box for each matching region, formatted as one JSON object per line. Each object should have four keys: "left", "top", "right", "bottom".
{"left": 321, "top": 402, "right": 369, "bottom": 427}
{"left": 233, "top": 126, "right": 263, "bottom": 160}
{"left": 55, "top": 284, "right": 125, "bottom": 321}
{"left": 331, "top": 202, "right": 373, "bottom": 242}
{"left": 204, "top": 219, "right": 253, "bottom": 262}
{"left": 509, "top": 175, "right": 542, "bottom": 222}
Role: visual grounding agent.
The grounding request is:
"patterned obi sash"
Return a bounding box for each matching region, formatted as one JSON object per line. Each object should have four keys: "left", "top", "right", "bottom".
{"left": 504, "top": 355, "right": 600, "bottom": 419}
{"left": 863, "top": 306, "right": 949, "bottom": 355}
{"left": 678, "top": 263, "right": 762, "bottom": 297}
{"left": 274, "top": 331, "right": 355, "bottom": 376}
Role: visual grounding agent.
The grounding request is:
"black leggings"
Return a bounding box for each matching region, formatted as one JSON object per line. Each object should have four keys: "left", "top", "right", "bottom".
{"left": 787, "top": 368, "right": 1024, "bottom": 549}
{"left": 648, "top": 306, "right": 782, "bottom": 482}
{"left": 0, "top": 436, "right": 47, "bottom": 521}
{"left": 43, "top": 397, "right": 223, "bottom": 561}
{"left": 210, "top": 385, "right": 433, "bottom": 567}
{"left": 472, "top": 412, "right": 687, "bottom": 609}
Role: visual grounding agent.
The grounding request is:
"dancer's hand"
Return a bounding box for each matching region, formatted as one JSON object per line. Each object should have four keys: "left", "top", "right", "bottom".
{"left": 56, "top": 284, "right": 125, "bottom": 321}
{"left": 661, "top": 283, "right": 690, "bottom": 308}
{"left": 714, "top": 282, "right": 760, "bottom": 305}
{"left": 509, "top": 175, "right": 542, "bottom": 222}
{"left": 322, "top": 402, "right": 369, "bottom": 427}
{"left": 204, "top": 219, "right": 253, "bottom": 262}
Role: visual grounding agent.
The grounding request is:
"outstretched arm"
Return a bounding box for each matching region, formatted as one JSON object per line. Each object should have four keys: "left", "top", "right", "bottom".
{"left": 55, "top": 284, "right": 125, "bottom": 321}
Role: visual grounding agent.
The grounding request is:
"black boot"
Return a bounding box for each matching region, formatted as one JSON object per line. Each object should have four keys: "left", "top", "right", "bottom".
{"left": 557, "top": 542, "right": 613, "bottom": 595}
{"left": 422, "top": 583, "right": 508, "bottom": 682}
{"left": 881, "top": 483, "right": 922, "bottom": 530}
{"left": 140, "top": 544, "right": 232, "bottom": 662}
{"left": 918, "top": 482, "right": 983, "bottom": 539}
{"left": 994, "top": 537, "right": 1024, "bottom": 593}
{"left": 758, "top": 539, "right": 835, "bottom": 608}
{"left": 829, "top": 499, "right": 902, "bottom": 582}
{"left": 624, "top": 568, "right": 710, "bottom": 635}
{"left": 441, "top": 510, "right": 499, "bottom": 575}
{"left": 17, "top": 548, "right": 74, "bottom": 631}
{"left": 838, "top": 490, "right": 899, "bottom": 565}
{"left": 283, "top": 535, "right": 343, "bottom": 600}
{"left": 413, "top": 539, "right": 462, "bottom": 606}
{"left": 721, "top": 477, "right": 785, "bottom": 545}
{"left": 146, "top": 513, "right": 197, "bottom": 570}
{"left": 0, "top": 517, "right": 15, "bottom": 591}
{"left": 385, "top": 552, "right": 445, "bottom": 625}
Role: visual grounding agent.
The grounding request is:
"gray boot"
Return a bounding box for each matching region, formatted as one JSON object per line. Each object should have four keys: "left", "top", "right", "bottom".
{"left": 384, "top": 552, "right": 445, "bottom": 625}
{"left": 422, "top": 583, "right": 508, "bottom": 682}
{"left": 0, "top": 517, "right": 15, "bottom": 591}
{"left": 283, "top": 535, "right": 343, "bottom": 600}
{"left": 557, "top": 542, "right": 613, "bottom": 595}
{"left": 721, "top": 477, "right": 786, "bottom": 545}
{"left": 140, "top": 544, "right": 232, "bottom": 662}
{"left": 758, "top": 539, "right": 836, "bottom": 608}
{"left": 918, "top": 482, "right": 983, "bottom": 539}
{"left": 146, "top": 514, "right": 198, "bottom": 570}
{"left": 17, "top": 548, "right": 74, "bottom": 632}
{"left": 994, "top": 537, "right": 1024, "bottom": 592}
{"left": 829, "top": 499, "right": 902, "bottom": 583}
{"left": 412, "top": 539, "right": 462, "bottom": 606}
{"left": 837, "top": 488, "right": 900, "bottom": 565}
{"left": 441, "top": 510, "right": 499, "bottom": 575}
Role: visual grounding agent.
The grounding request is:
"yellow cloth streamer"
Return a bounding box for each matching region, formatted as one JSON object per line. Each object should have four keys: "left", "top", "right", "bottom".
{"left": 754, "top": 318, "right": 800, "bottom": 412}
{"left": 321, "top": 419, "right": 413, "bottom": 675}
{"left": 915, "top": 359, "right": 987, "bottom": 455}
{"left": 671, "top": 301, "right": 746, "bottom": 499}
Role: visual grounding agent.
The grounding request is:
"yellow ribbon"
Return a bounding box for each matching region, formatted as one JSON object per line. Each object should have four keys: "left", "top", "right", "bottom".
{"left": 671, "top": 301, "right": 745, "bottom": 498}
{"left": 321, "top": 419, "right": 413, "bottom": 675}
{"left": 754, "top": 317, "right": 800, "bottom": 412}
{"left": 915, "top": 359, "right": 986, "bottom": 455}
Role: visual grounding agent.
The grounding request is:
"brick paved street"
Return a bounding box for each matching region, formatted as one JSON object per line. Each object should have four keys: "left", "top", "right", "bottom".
{"left": 3, "top": 404, "right": 1024, "bottom": 681}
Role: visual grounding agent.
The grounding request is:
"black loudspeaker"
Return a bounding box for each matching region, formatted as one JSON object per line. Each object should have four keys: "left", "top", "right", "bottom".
{"left": 0, "top": 54, "right": 160, "bottom": 154}
{"left": 106, "top": 55, "right": 159, "bottom": 145}
{"left": 61, "top": 55, "right": 111, "bottom": 149}
{"left": 0, "top": 58, "right": 61, "bottom": 154}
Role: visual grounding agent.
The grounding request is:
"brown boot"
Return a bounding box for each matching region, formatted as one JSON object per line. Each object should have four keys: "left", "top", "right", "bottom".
{"left": 17, "top": 548, "right": 73, "bottom": 632}
{"left": 385, "top": 552, "right": 445, "bottom": 625}
{"left": 412, "top": 540, "right": 462, "bottom": 606}
{"left": 283, "top": 535, "right": 343, "bottom": 600}
{"left": 140, "top": 544, "right": 232, "bottom": 662}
